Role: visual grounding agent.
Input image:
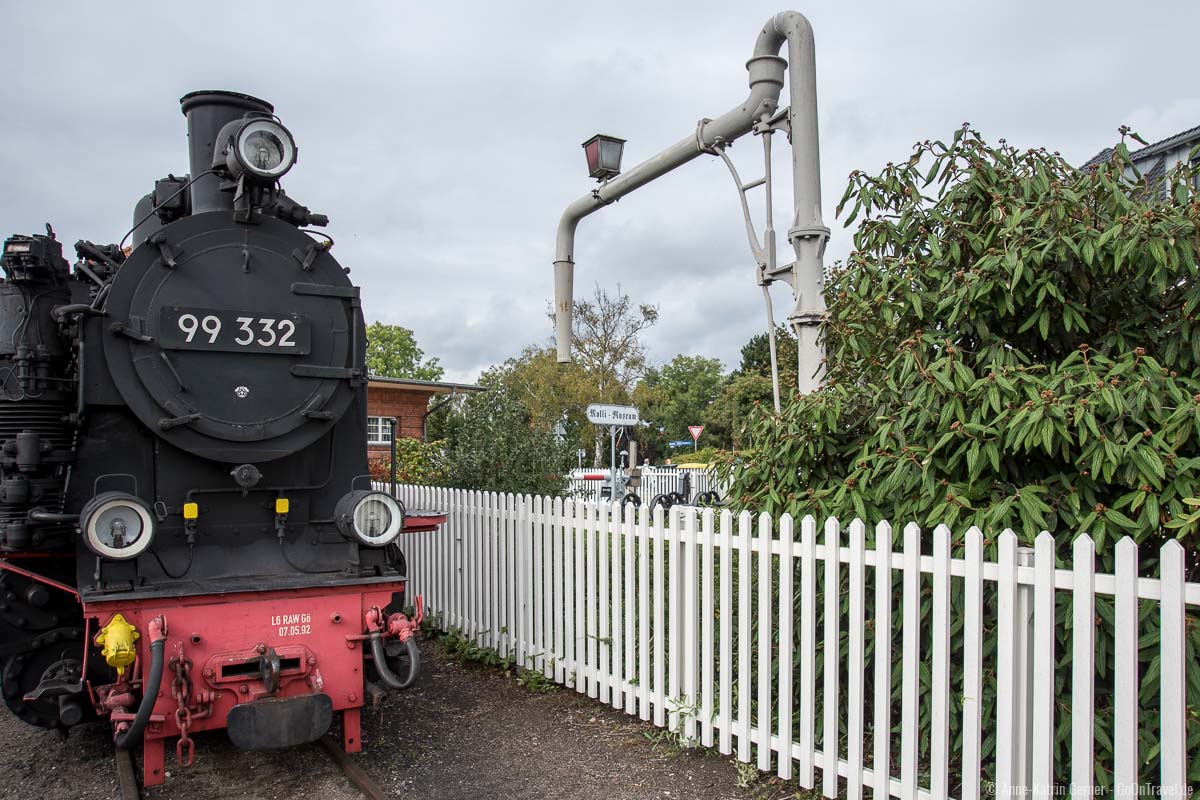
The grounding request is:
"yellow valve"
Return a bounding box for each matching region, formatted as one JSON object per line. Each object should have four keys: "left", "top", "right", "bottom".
{"left": 183, "top": 502, "right": 199, "bottom": 520}
{"left": 94, "top": 613, "right": 140, "bottom": 678}
{"left": 275, "top": 498, "right": 289, "bottom": 514}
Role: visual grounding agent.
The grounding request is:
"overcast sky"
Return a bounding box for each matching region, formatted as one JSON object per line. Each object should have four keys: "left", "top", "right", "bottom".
{"left": 2, "top": 1, "right": 1197, "bottom": 382}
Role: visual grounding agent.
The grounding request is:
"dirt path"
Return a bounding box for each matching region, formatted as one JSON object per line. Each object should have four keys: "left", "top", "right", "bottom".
{"left": 0, "top": 644, "right": 804, "bottom": 799}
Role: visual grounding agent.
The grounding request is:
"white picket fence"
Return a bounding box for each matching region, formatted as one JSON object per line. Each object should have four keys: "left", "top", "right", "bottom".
{"left": 392, "top": 485, "right": 1199, "bottom": 799}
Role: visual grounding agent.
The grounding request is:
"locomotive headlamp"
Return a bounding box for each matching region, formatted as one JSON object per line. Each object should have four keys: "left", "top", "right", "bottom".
{"left": 335, "top": 490, "right": 404, "bottom": 547}
{"left": 228, "top": 118, "right": 297, "bottom": 181}
{"left": 80, "top": 492, "right": 156, "bottom": 560}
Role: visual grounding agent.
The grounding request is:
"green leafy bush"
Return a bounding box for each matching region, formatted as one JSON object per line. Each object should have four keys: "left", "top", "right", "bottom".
{"left": 368, "top": 437, "right": 446, "bottom": 485}
{"left": 672, "top": 447, "right": 723, "bottom": 465}
{"left": 438, "top": 387, "right": 573, "bottom": 497}
{"left": 720, "top": 127, "right": 1200, "bottom": 787}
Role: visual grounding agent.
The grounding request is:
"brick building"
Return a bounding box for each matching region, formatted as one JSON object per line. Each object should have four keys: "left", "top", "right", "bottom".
{"left": 365, "top": 377, "right": 483, "bottom": 459}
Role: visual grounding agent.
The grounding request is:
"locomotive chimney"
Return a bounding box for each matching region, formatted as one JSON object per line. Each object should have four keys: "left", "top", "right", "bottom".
{"left": 179, "top": 90, "right": 274, "bottom": 214}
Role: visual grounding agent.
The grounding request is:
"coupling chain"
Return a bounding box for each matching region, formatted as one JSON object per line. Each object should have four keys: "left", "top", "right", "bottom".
{"left": 169, "top": 652, "right": 195, "bottom": 767}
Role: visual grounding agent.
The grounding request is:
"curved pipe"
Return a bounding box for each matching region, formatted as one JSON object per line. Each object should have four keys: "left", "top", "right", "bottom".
{"left": 27, "top": 509, "right": 79, "bottom": 524}
{"left": 114, "top": 636, "right": 165, "bottom": 749}
{"left": 50, "top": 304, "right": 104, "bottom": 323}
{"left": 553, "top": 10, "right": 829, "bottom": 389}
{"left": 369, "top": 633, "right": 420, "bottom": 690}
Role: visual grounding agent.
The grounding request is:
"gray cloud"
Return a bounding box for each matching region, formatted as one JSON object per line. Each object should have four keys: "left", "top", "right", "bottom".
{"left": 1, "top": 0, "right": 1195, "bottom": 384}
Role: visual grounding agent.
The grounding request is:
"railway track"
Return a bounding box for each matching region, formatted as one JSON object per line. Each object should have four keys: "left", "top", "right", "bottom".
{"left": 114, "top": 738, "right": 390, "bottom": 800}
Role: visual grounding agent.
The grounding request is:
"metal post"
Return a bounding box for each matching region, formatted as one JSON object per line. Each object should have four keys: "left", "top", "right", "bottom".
{"left": 1014, "top": 546, "right": 1036, "bottom": 794}
{"left": 609, "top": 424, "right": 618, "bottom": 502}
{"left": 553, "top": 11, "right": 829, "bottom": 398}
{"left": 388, "top": 419, "right": 397, "bottom": 496}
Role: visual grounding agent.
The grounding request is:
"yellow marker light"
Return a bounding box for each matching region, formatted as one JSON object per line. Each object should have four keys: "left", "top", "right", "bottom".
{"left": 182, "top": 502, "right": 199, "bottom": 520}
{"left": 275, "top": 498, "right": 290, "bottom": 514}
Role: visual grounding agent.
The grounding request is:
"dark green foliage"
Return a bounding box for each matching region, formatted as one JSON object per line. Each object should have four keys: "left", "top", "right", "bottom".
{"left": 736, "top": 325, "right": 798, "bottom": 383}
{"left": 365, "top": 321, "right": 444, "bottom": 381}
{"left": 726, "top": 128, "right": 1200, "bottom": 554}
{"left": 720, "top": 127, "right": 1200, "bottom": 787}
{"left": 438, "top": 386, "right": 573, "bottom": 497}
{"left": 367, "top": 438, "right": 446, "bottom": 484}
{"left": 635, "top": 354, "right": 726, "bottom": 447}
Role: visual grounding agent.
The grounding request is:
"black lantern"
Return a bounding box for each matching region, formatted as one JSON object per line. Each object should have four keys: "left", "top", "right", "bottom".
{"left": 581, "top": 134, "right": 626, "bottom": 182}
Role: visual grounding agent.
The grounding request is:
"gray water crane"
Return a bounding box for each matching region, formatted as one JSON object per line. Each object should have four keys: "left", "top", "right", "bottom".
{"left": 552, "top": 10, "right": 829, "bottom": 409}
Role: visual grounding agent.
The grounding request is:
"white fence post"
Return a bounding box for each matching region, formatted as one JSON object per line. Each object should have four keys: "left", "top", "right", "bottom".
{"left": 1159, "top": 540, "right": 1188, "bottom": 794}
{"left": 736, "top": 510, "right": 753, "bottom": 763}
{"left": 1014, "top": 544, "right": 1037, "bottom": 795}
{"left": 899, "top": 522, "right": 921, "bottom": 800}
{"left": 930, "top": 525, "right": 952, "bottom": 799}
{"left": 758, "top": 512, "right": 776, "bottom": 774}
{"left": 1070, "top": 534, "right": 1096, "bottom": 796}
{"left": 1031, "top": 531, "right": 1057, "bottom": 799}
{"left": 700, "top": 508, "right": 716, "bottom": 748}
{"left": 995, "top": 530, "right": 1019, "bottom": 796}
{"left": 820, "top": 516, "right": 839, "bottom": 797}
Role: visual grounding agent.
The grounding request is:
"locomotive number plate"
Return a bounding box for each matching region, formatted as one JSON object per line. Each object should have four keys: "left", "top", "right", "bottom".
{"left": 159, "top": 307, "right": 311, "bottom": 355}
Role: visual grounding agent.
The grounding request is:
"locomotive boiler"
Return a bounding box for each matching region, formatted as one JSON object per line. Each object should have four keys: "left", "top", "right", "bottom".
{"left": 0, "top": 90, "right": 429, "bottom": 786}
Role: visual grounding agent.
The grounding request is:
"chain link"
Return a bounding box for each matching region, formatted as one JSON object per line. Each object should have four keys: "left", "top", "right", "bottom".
{"left": 169, "top": 653, "right": 195, "bottom": 767}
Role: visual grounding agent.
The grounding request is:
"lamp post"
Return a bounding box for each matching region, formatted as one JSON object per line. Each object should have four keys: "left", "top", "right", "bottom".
{"left": 581, "top": 134, "right": 626, "bottom": 182}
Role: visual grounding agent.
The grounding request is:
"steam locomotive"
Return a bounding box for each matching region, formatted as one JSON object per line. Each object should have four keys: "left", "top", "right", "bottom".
{"left": 0, "top": 90, "right": 429, "bottom": 786}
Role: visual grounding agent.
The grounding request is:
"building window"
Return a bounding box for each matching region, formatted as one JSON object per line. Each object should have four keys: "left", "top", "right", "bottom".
{"left": 367, "top": 416, "right": 396, "bottom": 445}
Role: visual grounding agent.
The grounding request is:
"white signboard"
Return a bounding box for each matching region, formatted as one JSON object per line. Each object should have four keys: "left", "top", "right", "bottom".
{"left": 586, "top": 403, "right": 640, "bottom": 426}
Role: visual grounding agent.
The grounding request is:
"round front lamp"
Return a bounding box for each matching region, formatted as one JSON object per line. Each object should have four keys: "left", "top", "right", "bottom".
{"left": 228, "top": 118, "right": 297, "bottom": 181}
{"left": 80, "top": 492, "right": 156, "bottom": 560}
{"left": 335, "top": 491, "right": 404, "bottom": 547}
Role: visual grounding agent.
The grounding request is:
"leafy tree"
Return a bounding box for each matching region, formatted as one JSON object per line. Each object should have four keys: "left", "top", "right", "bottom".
{"left": 478, "top": 346, "right": 594, "bottom": 456}
{"left": 672, "top": 446, "right": 721, "bottom": 464}
{"left": 567, "top": 283, "right": 659, "bottom": 400}
{"left": 559, "top": 284, "right": 659, "bottom": 465}
{"left": 635, "top": 354, "right": 726, "bottom": 448}
{"left": 721, "top": 127, "right": 1200, "bottom": 785}
{"left": 736, "top": 325, "right": 798, "bottom": 381}
{"left": 365, "top": 321, "right": 444, "bottom": 381}
{"left": 729, "top": 129, "right": 1200, "bottom": 553}
{"left": 706, "top": 371, "right": 773, "bottom": 449}
{"left": 437, "top": 384, "right": 572, "bottom": 496}
{"left": 703, "top": 327, "right": 801, "bottom": 447}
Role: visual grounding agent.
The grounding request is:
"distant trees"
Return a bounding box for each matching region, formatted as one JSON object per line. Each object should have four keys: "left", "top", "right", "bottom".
{"left": 430, "top": 285, "right": 659, "bottom": 472}
{"left": 436, "top": 382, "right": 573, "bottom": 497}
{"left": 568, "top": 284, "right": 659, "bottom": 400}
{"left": 365, "top": 322, "right": 444, "bottom": 381}
{"left": 634, "top": 355, "right": 725, "bottom": 458}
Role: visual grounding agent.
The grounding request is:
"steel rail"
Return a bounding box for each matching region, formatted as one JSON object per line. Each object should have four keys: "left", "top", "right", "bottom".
{"left": 318, "top": 736, "right": 390, "bottom": 800}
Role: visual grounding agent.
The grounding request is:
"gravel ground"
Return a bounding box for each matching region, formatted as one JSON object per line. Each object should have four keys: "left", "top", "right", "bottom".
{"left": 0, "top": 643, "right": 807, "bottom": 800}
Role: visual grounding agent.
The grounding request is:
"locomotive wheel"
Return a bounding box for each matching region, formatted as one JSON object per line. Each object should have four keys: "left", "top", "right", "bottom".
{"left": 1, "top": 627, "right": 88, "bottom": 730}
{"left": 649, "top": 493, "right": 677, "bottom": 513}
{"left": 621, "top": 492, "right": 642, "bottom": 509}
{"left": 0, "top": 571, "right": 78, "bottom": 645}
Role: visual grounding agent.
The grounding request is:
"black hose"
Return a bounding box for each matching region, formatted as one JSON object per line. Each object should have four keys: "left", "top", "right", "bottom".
{"left": 114, "top": 637, "right": 165, "bottom": 749}
{"left": 368, "top": 633, "right": 420, "bottom": 690}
